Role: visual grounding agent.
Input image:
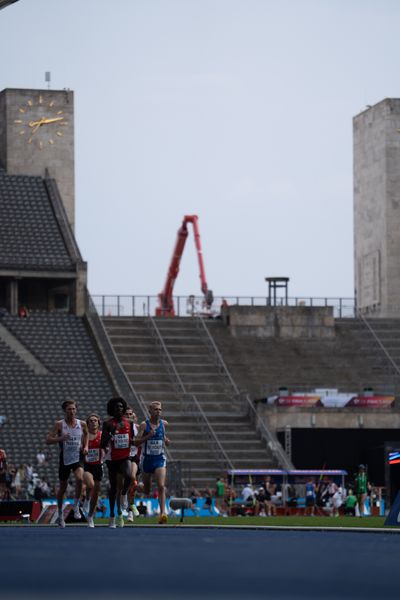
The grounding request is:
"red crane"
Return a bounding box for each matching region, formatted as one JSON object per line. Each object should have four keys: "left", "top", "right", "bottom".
{"left": 156, "top": 215, "right": 213, "bottom": 317}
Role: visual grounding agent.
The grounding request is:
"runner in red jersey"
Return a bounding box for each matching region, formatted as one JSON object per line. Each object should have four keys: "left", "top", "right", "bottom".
{"left": 100, "top": 397, "right": 135, "bottom": 528}
{"left": 83, "top": 414, "right": 103, "bottom": 528}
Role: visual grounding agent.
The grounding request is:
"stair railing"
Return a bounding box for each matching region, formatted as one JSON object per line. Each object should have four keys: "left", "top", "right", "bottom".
{"left": 358, "top": 312, "right": 400, "bottom": 379}
{"left": 147, "top": 316, "right": 187, "bottom": 399}
{"left": 195, "top": 316, "right": 293, "bottom": 468}
{"left": 147, "top": 317, "right": 235, "bottom": 470}
{"left": 242, "top": 393, "right": 294, "bottom": 469}
{"left": 86, "top": 291, "right": 148, "bottom": 419}
{"left": 195, "top": 316, "right": 240, "bottom": 396}
{"left": 186, "top": 395, "right": 235, "bottom": 471}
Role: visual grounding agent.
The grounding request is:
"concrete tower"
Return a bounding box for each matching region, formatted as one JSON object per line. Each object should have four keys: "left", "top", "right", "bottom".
{"left": 0, "top": 88, "right": 75, "bottom": 230}
{"left": 353, "top": 98, "right": 400, "bottom": 317}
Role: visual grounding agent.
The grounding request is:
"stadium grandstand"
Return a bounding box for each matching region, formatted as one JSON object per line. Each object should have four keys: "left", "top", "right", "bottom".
{"left": 1, "top": 87, "right": 400, "bottom": 505}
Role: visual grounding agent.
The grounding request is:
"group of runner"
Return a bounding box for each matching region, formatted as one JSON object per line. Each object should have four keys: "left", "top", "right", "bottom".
{"left": 46, "top": 397, "right": 170, "bottom": 528}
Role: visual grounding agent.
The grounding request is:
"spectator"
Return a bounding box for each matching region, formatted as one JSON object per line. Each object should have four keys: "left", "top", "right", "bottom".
{"left": 0, "top": 415, "right": 6, "bottom": 427}
{"left": 18, "top": 305, "right": 29, "bottom": 318}
{"left": 36, "top": 450, "right": 47, "bottom": 466}
{"left": 355, "top": 464, "right": 370, "bottom": 517}
{"left": 332, "top": 486, "right": 344, "bottom": 517}
{"left": 0, "top": 448, "right": 7, "bottom": 498}
{"left": 215, "top": 477, "right": 225, "bottom": 513}
{"left": 254, "top": 487, "right": 269, "bottom": 516}
{"left": 305, "top": 478, "right": 316, "bottom": 516}
{"left": 13, "top": 465, "right": 24, "bottom": 498}
{"left": 242, "top": 482, "right": 255, "bottom": 509}
{"left": 344, "top": 489, "right": 358, "bottom": 516}
{"left": 137, "top": 501, "right": 148, "bottom": 516}
{"left": 25, "top": 464, "right": 34, "bottom": 483}
{"left": 189, "top": 486, "right": 201, "bottom": 516}
{"left": 40, "top": 480, "right": 51, "bottom": 498}
{"left": 264, "top": 476, "right": 277, "bottom": 516}
{"left": 203, "top": 488, "right": 213, "bottom": 514}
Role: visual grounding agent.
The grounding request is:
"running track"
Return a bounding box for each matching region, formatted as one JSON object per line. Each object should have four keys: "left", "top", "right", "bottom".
{"left": 0, "top": 526, "right": 398, "bottom": 599}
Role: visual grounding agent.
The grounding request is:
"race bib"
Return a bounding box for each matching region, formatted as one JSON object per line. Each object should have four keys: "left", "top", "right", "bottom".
{"left": 114, "top": 433, "right": 129, "bottom": 449}
{"left": 65, "top": 436, "right": 81, "bottom": 450}
{"left": 86, "top": 448, "right": 100, "bottom": 463}
{"left": 147, "top": 439, "right": 163, "bottom": 455}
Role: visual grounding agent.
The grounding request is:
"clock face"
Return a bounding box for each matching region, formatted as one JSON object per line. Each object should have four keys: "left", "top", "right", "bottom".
{"left": 13, "top": 94, "right": 69, "bottom": 150}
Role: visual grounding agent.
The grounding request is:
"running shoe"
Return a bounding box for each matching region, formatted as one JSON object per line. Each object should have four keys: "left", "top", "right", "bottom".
{"left": 116, "top": 514, "right": 124, "bottom": 528}
{"left": 109, "top": 517, "right": 116, "bottom": 529}
{"left": 131, "top": 504, "right": 140, "bottom": 517}
{"left": 121, "top": 494, "right": 128, "bottom": 510}
{"left": 87, "top": 516, "right": 95, "bottom": 528}
{"left": 73, "top": 506, "right": 82, "bottom": 520}
{"left": 158, "top": 514, "right": 168, "bottom": 524}
{"left": 56, "top": 514, "right": 66, "bottom": 528}
{"left": 127, "top": 510, "right": 134, "bottom": 523}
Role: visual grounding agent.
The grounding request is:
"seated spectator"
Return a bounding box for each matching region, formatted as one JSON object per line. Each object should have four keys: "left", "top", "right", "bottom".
{"left": 344, "top": 489, "right": 358, "bottom": 516}
{"left": 25, "top": 463, "right": 34, "bottom": 483}
{"left": 190, "top": 486, "right": 201, "bottom": 515}
{"left": 203, "top": 488, "right": 213, "bottom": 514}
{"left": 242, "top": 482, "right": 255, "bottom": 503}
{"left": 36, "top": 450, "right": 47, "bottom": 466}
{"left": 0, "top": 415, "right": 6, "bottom": 427}
{"left": 18, "top": 305, "right": 29, "bottom": 318}
{"left": 254, "top": 487, "right": 269, "bottom": 516}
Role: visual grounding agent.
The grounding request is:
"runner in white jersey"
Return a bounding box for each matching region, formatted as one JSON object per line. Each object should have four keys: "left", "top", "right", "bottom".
{"left": 46, "top": 400, "right": 88, "bottom": 527}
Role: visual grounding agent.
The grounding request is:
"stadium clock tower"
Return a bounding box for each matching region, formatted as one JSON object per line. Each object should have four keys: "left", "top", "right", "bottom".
{"left": 0, "top": 88, "right": 75, "bottom": 230}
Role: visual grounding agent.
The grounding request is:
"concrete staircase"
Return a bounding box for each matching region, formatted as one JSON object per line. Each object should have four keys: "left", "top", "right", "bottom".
{"left": 102, "top": 316, "right": 282, "bottom": 490}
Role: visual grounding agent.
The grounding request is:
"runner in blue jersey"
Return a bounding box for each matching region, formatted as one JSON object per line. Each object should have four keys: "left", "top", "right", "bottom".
{"left": 137, "top": 401, "right": 170, "bottom": 524}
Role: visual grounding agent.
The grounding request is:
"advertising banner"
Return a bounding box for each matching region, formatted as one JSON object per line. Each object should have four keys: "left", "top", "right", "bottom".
{"left": 346, "top": 395, "right": 395, "bottom": 408}
{"left": 276, "top": 395, "right": 322, "bottom": 407}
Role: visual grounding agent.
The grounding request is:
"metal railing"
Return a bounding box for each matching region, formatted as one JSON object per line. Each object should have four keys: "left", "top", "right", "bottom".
{"left": 146, "top": 316, "right": 187, "bottom": 399}
{"left": 185, "top": 395, "right": 235, "bottom": 471}
{"left": 92, "top": 294, "right": 356, "bottom": 319}
{"left": 194, "top": 317, "right": 292, "bottom": 469}
{"left": 195, "top": 316, "right": 240, "bottom": 395}
{"left": 358, "top": 312, "right": 400, "bottom": 380}
{"left": 146, "top": 317, "right": 235, "bottom": 470}
{"left": 85, "top": 292, "right": 148, "bottom": 418}
{"left": 243, "top": 393, "right": 294, "bottom": 469}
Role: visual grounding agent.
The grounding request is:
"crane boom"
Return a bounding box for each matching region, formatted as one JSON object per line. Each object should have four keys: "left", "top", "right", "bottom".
{"left": 156, "top": 215, "right": 213, "bottom": 317}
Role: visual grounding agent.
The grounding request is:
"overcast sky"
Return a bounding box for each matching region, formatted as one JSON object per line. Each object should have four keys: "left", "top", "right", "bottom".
{"left": 1, "top": 0, "right": 399, "bottom": 302}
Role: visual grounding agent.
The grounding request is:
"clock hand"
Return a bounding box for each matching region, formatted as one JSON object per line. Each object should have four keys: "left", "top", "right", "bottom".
{"left": 42, "top": 117, "right": 65, "bottom": 125}
{"left": 28, "top": 118, "right": 46, "bottom": 134}
{"left": 28, "top": 117, "right": 65, "bottom": 132}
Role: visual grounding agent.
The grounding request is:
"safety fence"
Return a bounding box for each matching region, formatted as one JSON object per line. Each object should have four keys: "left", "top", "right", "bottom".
{"left": 92, "top": 294, "right": 356, "bottom": 319}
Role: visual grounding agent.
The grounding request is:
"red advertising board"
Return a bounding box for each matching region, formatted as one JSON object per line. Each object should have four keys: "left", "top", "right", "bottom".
{"left": 277, "top": 395, "right": 322, "bottom": 407}
{"left": 346, "top": 395, "right": 395, "bottom": 408}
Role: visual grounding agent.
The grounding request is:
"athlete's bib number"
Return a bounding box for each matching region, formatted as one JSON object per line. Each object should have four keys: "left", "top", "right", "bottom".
{"left": 86, "top": 448, "right": 100, "bottom": 463}
{"left": 65, "top": 436, "right": 81, "bottom": 451}
{"left": 147, "top": 439, "right": 163, "bottom": 455}
{"left": 114, "top": 433, "right": 129, "bottom": 449}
